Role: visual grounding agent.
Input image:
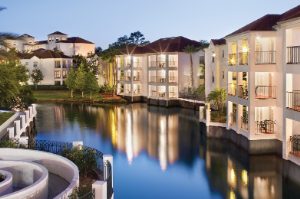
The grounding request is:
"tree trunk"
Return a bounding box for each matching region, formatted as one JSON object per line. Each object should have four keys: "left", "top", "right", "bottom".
{"left": 190, "top": 54, "right": 194, "bottom": 88}
{"left": 70, "top": 89, "right": 73, "bottom": 98}
{"left": 81, "top": 91, "right": 84, "bottom": 98}
{"left": 35, "top": 84, "right": 37, "bottom": 90}
{"left": 89, "top": 92, "right": 92, "bottom": 100}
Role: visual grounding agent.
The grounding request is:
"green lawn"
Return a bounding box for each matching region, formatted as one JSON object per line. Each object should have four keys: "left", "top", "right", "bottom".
{"left": 33, "top": 90, "right": 127, "bottom": 104}
{"left": 0, "top": 112, "right": 14, "bottom": 125}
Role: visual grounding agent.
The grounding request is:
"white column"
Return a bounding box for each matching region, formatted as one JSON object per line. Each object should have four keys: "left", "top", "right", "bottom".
{"left": 7, "top": 127, "right": 15, "bottom": 139}
{"left": 103, "top": 155, "right": 114, "bottom": 187}
{"left": 25, "top": 110, "right": 29, "bottom": 123}
{"left": 14, "top": 120, "right": 21, "bottom": 138}
{"left": 92, "top": 181, "right": 107, "bottom": 199}
{"left": 29, "top": 106, "right": 33, "bottom": 119}
{"left": 206, "top": 103, "right": 211, "bottom": 127}
{"left": 20, "top": 115, "right": 26, "bottom": 129}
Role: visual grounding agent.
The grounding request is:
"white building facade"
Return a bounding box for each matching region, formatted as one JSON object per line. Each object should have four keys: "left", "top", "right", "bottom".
{"left": 116, "top": 37, "right": 205, "bottom": 102}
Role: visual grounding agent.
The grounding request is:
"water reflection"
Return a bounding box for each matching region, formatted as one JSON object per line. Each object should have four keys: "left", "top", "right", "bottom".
{"left": 36, "top": 103, "right": 300, "bottom": 199}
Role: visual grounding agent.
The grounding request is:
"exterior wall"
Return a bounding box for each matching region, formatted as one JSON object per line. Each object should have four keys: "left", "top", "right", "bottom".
{"left": 21, "top": 57, "right": 72, "bottom": 85}
{"left": 205, "top": 42, "right": 227, "bottom": 97}
{"left": 56, "top": 43, "right": 95, "bottom": 57}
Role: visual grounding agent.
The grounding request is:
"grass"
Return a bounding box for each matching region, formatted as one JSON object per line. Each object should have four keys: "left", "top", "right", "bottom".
{"left": 33, "top": 90, "right": 127, "bottom": 104}
{"left": 0, "top": 112, "right": 14, "bottom": 125}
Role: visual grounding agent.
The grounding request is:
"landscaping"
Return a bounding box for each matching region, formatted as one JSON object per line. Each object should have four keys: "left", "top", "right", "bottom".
{"left": 0, "top": 112, "right": 14, "bottom": 125}
{"left": 33, "top": 90, "right": 127, "bottom": 104}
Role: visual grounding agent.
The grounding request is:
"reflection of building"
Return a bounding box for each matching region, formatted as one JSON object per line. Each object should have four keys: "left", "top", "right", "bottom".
{"left": 204, "top": 139, "right": 282, "bottom": 199}
{"left": 114, "top": 104, "right": 180, "bottom": 170}
{"left": 116, "top": 37, "right": 205, "bottom": 101}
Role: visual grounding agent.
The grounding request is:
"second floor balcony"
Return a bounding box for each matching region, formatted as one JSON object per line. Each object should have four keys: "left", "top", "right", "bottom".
{"left": 255, "top": 51, "right": 276, "bottom": 64}
{"left": 237, "top": 85, "right": 248, "bottom": 99}
{"left": 256, "top": 120, "right": 276, "bottom": 134}
{"left": 286, "top": 91, "right": 300, "bottom": 112}
{"left": 241, "top": 115, "right": 248, "bottom": 131}
{"left": 149, "top": 61, "right": 166, "bottom": 68}
{"left": 228, "top": 53, "right": 237, "bottom": 66}
{"left": 287, "top": 46, "right": 300, "bottom": 64}
{"left": 255, "top": 86, "right": 276, "bottom": 99}
{"left": 238, "top": 52, "right": 248, "bottom": 65}
{"left": 228, "top": 83, "right": 237, "bottom": 96}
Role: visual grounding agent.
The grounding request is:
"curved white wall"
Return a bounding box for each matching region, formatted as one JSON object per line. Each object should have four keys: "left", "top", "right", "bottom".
{"left": 0, "top": 161, "right": 48, "bottom": 199}
{"left": 0, "top": 170, "right": 13, "bottom": 197}
{"left": 0, "top": 149, "right": 79, "bottom": 199}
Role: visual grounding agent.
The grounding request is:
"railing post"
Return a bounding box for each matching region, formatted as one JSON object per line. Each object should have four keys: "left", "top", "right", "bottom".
{"left": 14, "top": 120, "right": 21, "bottom": 138}
{"left": 92, "top": 181, "right": 107, "bottom": 199}
{"left": 7, "top": 127, "right": 15, "bottom": 139}
{"left": 206, "top": 103, "right": 211, "bottom": 127}
{"left": 20, "top": 115, "right": 26, "bottom": 129}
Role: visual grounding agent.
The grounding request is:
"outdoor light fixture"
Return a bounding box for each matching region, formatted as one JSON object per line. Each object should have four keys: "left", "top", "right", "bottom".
{"left": 242, "top": 46, "right": 249, "bottom": 53}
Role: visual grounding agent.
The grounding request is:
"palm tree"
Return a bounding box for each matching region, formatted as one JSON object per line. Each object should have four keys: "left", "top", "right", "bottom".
{"left": 183, "top": 45, "right": 199, "bottom": 89}
{"left": 207, "top": 88, "right": 226, "bottom": 111}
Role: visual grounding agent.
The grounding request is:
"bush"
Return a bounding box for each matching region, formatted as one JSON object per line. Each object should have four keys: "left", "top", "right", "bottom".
{"left": 0, "top": 140, "right": 17, "bottom": 148}
{"left": 99, "top": 84, "right": 114, "bottom": 94}
{"left": 30, "top": 85, "right": 68, "bottom": 90}
{"left": 62, "top": 147, "right": 97, "bottom": 177}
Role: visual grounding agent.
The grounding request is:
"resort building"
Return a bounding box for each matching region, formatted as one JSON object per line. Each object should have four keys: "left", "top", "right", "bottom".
{"left": 20, "top": 48, "right": 73, "bottom": 85}
{"left": 205, "top": 38, "right": 227, "bottom": 97}
{"left": 205, "top": 4, "right": 300, "bottom": 166}
{"left": 6, "top": 31, "right": 95, "bottom": 57}
{"left": 116, "top": 36, "right": 205, "bottom": 102}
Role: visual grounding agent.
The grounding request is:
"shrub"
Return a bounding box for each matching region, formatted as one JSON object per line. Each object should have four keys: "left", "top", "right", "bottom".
{"left": 30, "top": 85, "right": 68, "bottom": 90}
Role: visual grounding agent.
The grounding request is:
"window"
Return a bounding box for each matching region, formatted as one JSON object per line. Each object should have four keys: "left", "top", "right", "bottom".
{"left": 55, "top": 61, "right": 61, "bottom": 68}
{"left": 212, "top": 72, "right": 215, "bottom": 83}
{"left": 62, "top": 70, "right": 67, "bottom": 78}
{"left": 222, "top": 71, "right": 225, "bottom": 79}
{"left": 222, "top": 50, "right": 225, "bottom": 58}
{"left": 62, "top": 60, "right": 67, "bottom": 68}
{"left": 199, "top": 56, "right": 205, "bottom": 65}
{"left": 212, "top": 56, "right": 215, "bottom": 63}
{"left": 33, "top": 62, "right": 38, "bottom": 68}
{"left": 54, "top": 81, "right": 61, "bottom": 86}
{"left": 54, "top": 71, "right": 61, "bottom": 79}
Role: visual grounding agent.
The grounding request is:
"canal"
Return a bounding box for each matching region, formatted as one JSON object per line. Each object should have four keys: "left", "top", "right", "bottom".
{"left": 35, "top": 103, "right": 300, "bottom": 199}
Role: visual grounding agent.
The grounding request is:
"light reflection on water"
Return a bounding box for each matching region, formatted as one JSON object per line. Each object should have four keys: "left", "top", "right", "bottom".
{"left": 35, "top": 103, "right": 300, "bottom": 199}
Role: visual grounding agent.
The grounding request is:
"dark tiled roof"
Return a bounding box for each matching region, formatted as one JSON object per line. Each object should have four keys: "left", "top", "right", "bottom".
{"left": 48, "top": 31, "right": 67, "bottom": 36}
{"left": 19, "top": 49, "right": 71, "bottom": 59}
{"left": 226, "top": 14, "right": 281, "bottom": 37}
{"left": 18, "top": 34, "right": 34, "bottom": 38}
{"left": 36, "top": 40, "right": 48, "bottom": 45}
{"left": 211, "top": 38, "right": 226, "bottom": 46}
{"left": 120, "top": 36, "right": 201, "bottom": 55}
{"left": 58, "top": 37, "right": 94, "bottom": 44}
{"left": 279, "top": 5, "right": 300, "bottom": 22}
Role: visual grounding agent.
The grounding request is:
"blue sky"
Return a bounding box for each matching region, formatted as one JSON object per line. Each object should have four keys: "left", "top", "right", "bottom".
{"left": 0, "top": 0, "right": 299, "bottom": 48}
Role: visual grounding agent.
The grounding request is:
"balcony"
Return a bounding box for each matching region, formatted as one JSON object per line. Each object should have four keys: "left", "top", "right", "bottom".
{"left": 286, "top": 91, "right": 300, "bottom": 112}
{"left": 149, "top": 76, "right": 166, "bottom": 83}
{"left": 169, "top": 61, "right": 178, "bottom": 68}
{"left": 132, "top": 76, "right": 140, "bottom": 81}
{"left": 228, "top": 54, "right": 237, "bottom": 66}
{"left": 238, "top": 52, "right": 248, "bottom": 65}
{"left": 256, "top": 120, "right": 276, "bottom": 134}
{"left": 255, "top": 86, "right": 276, "bottom": 99}
{"left": 133, "top": 62, "right": 142, "bottom": 69}
{"left": 228, "top": 83, "right": 237, "bottom": 96}
{"left": 241, "top": 115, "right": 248, "bottom": 131}
{"left": 290, "top": 135, "right": 300, "bottom": 156}
{"left": 255, "top": 51, "right": 276, "bottom": 64}
{"left": 149, "top": 61, "right": 166, "bottom": 68}
{"left": 237, "top": 85, "right": 248, "bottom": 99}
{"left": 287, "top": 46, "right": 300, "bottom": 64}
{"left": 169, "top": 76, "right": 177, "bottom": 83}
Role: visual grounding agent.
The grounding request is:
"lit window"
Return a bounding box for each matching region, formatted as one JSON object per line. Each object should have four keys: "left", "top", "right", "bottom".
{"left": 54, "top": 71, "right": 61, "bottom": 78}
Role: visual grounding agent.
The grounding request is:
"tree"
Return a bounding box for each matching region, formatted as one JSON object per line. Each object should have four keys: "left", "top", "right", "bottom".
{"left": 65, "top": 68, "right": 77, "bottom": 98}
{"left": 30, "top": 66, "right": 44, "bottom": 89}
{"left": 75, "top": 65, "right": 86, "bottom": 98}
{"left": 128, "top": 31, "right": 149, "bottom": 46}
{"left": 84, "top": 71, "right": 99, "bottom": 99}
{"left": 95, "top": 47, "right": 102, "bottom": 55}
{"left": 183, "top": 45, "right": 199, "bottom": 89}
{"left": 207, "top": 88, "right": 226, "bottom": 111}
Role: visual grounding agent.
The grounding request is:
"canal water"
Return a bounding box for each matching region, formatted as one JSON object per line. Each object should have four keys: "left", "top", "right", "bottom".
{"left": 35, "top": 103, "right": 300, "bottom": 199}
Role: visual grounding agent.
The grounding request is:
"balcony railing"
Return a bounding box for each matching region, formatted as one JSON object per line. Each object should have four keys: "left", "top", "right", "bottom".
{"left": 255, "top": 51, "right": 276, "bottom": 64}
{"left": 169, "top": 76, "right": 177, "bottom": 83}
{"left": 238, "top": 52, "right": 249, "bottom": 65}
{"left": 228, "top": 53, "right": 237, "bottom": 66}
{"left": 256, "top": 120, "right": 276, "bottom": 134}
{"left": 241, "top": 115, "right": 248, "bottom": 130}
{"left": 169, "top": 61, "right": 178, "bottom": 67}
{"left": 228, "top": 83, "right": 237, "bottom": 96}
{"left": 255, "top": 86, "right": 276, "bottom": 99}
{"left": 287, "top": 46, "right": 300, "bottom": 64}
{"left": 230, "top": 113, "right": 236, "bottom": 127}
{"left": 290, "top": 135, "right": 300, "bottom": 156}
{"left": 286, "top": 91, "right": 300, "bottom": 112}
{"left": 149, "top": 61, "right": 166, "bottom": 68}
{"left": 238, "top": 85, "right": 248, "bottom": 99}
{"left": 149, "top": 76, "right": 166, "bottom": 83}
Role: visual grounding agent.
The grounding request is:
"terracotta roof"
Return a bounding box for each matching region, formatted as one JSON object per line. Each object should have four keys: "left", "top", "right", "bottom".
{"left": 19, "top": 49, "right": 71, "bottom": 59}
{"left": 48, "top": 31, "right": 67, "bottom": 36}
{"left": 226, "top": 14, "right": 281, "bottom": 37}
{"left": 120, "top": 36, "right": 201, "bottom": 55}
{"left": 58, "top": 37, "right": 94, "bottom": 44}
{"left": 279, "top": 5, "right": 300, "bottom": 22}
{"left": 211, "top": 38, "right": 226, "bottom": 46}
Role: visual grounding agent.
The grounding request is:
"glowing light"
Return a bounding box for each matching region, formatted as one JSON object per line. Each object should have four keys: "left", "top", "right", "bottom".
{"left": 242, "top": 46, "right": 249, "bottom": 53}
{"left": 212, "top": 53, "right": 216, "bottom": 57}
{"left": 229, "top": 190, "right": 236, "bottom": 199}
{"left": 125, "top": 111, "right": 133, "bottom": 165}
{"left": 241, "top": 170, "right": 248, "bottom": 186}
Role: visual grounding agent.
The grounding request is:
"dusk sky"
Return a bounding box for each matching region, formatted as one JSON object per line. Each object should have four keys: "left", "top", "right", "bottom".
{"left": 0, "top": 0, "right": 299, "bottom": 48}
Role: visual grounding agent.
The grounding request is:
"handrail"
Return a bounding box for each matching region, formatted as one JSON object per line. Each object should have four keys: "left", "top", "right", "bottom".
{"left": 255, "top": 85, "right": 276, "bottom": 99}
{"left": 255, "top": 51, "right": 276, "bottom": 64}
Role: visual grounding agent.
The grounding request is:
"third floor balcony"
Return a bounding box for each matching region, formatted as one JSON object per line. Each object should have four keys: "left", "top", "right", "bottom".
{"left": 255, "top": 85, "right": 276, "bottom": 99}
{"left": 287, "top": 46, "right": 300, "bottom": 64}
{"left": 255, "top": 51, "right": 276, "bottom": 64}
